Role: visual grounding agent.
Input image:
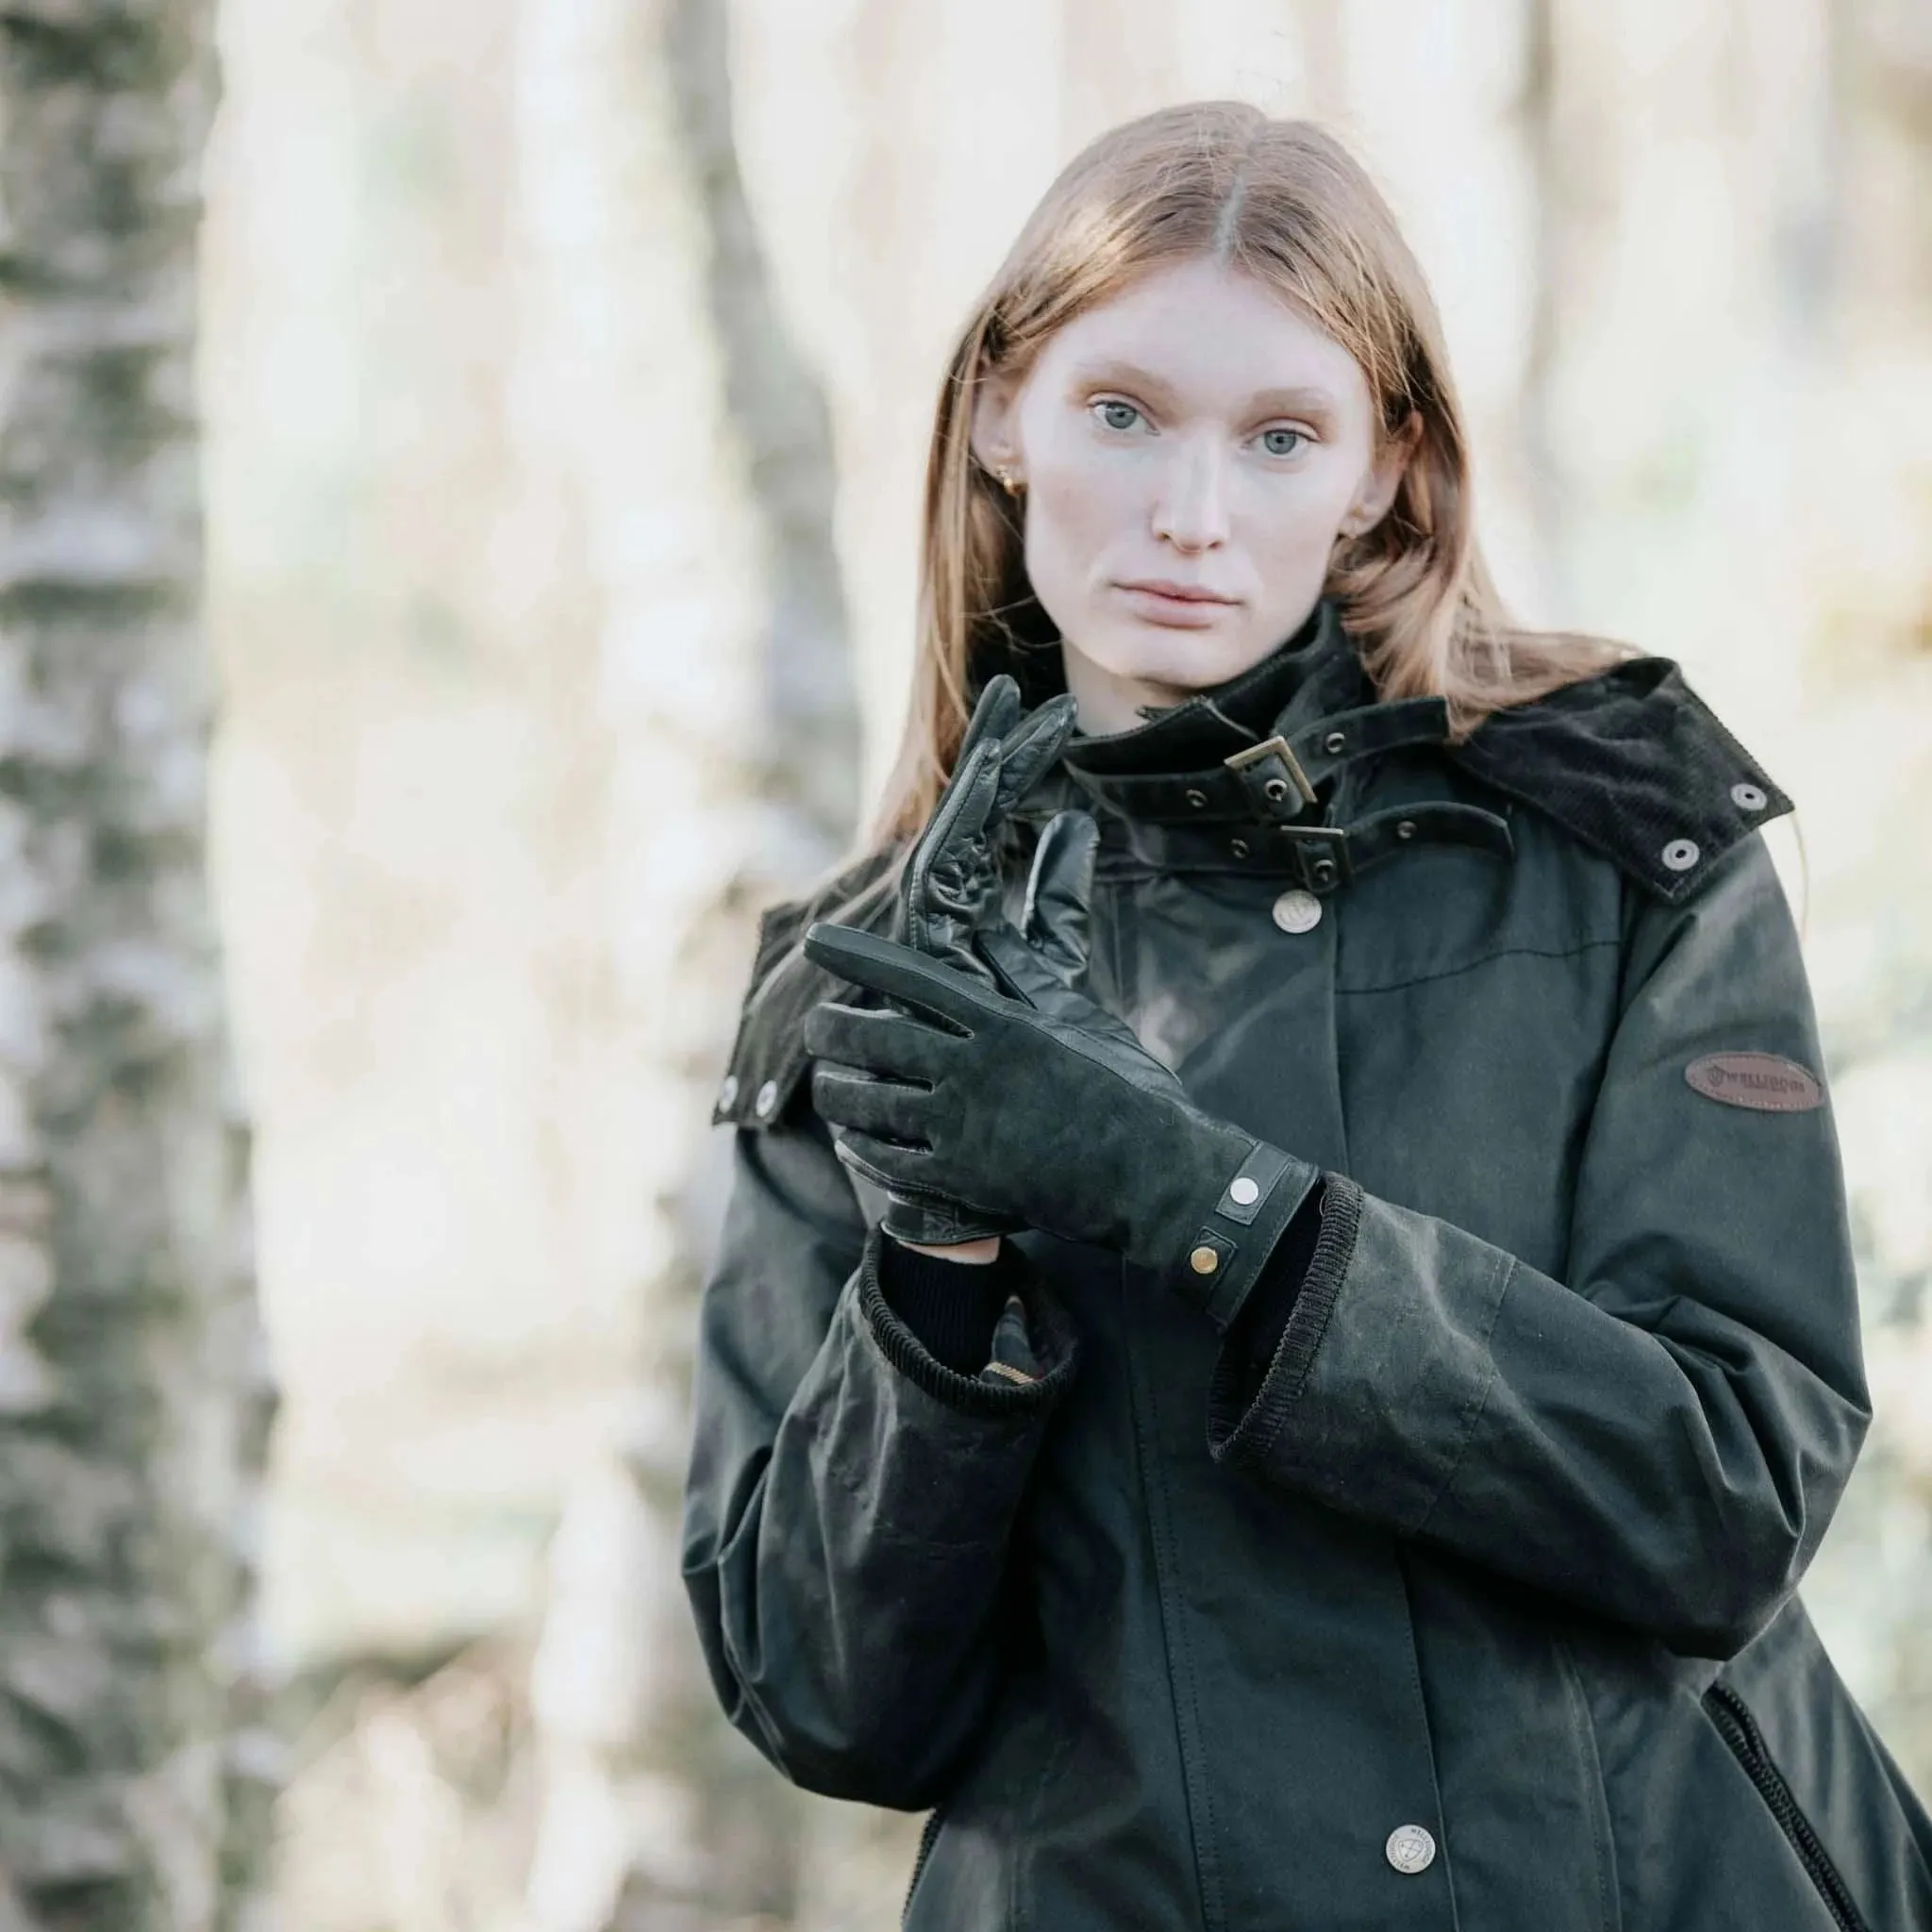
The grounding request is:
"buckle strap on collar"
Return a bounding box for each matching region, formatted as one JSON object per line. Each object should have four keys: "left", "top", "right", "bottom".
{"left": 1281, "top": 695, "right": 1452, "bottom": 788}
{"left": 1272, "top": 801, "right": 1513, "bottom": 894}
{"left": 1061, "top": 695, "right": 1454, "bottom": 828}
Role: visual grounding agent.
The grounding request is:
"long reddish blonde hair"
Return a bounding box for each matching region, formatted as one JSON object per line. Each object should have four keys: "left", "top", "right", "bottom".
{"left": 872, "top": 101, "right": 1626, "bottom": 846}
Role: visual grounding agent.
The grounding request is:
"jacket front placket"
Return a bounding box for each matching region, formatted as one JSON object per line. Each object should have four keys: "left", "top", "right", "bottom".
{"left": 1074, "top": 669, "right": 1496, "bottom": 1931}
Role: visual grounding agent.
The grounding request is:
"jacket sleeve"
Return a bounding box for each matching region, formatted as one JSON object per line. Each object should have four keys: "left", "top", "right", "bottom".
{"left": 680, "top": 1104, "right": 1078, "bottom": 1808}
{"left": 1207, "top": 831, "right": 1870, "bottom": 1658}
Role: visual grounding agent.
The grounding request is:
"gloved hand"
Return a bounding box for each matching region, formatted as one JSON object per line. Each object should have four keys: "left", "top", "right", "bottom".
{"left": 802, "top": 920, "right": 1320, "bottom": 1324}
{"left": 871, "top": 674, "right": 1079, "bottom": 1246}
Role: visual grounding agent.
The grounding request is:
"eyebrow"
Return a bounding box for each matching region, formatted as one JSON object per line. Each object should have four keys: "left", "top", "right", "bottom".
{"left": 1066, "top": 358, "right": 1341, "bottom": 418}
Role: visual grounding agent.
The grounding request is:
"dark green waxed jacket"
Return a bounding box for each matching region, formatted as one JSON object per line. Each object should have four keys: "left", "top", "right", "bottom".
{"left": 682, "top": 603, "right": 1932, "bottom": 1931}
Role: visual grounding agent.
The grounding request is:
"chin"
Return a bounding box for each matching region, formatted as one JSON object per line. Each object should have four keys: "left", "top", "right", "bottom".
{"left": 1085, "top": 619, "right": 1272, "bottom": 694}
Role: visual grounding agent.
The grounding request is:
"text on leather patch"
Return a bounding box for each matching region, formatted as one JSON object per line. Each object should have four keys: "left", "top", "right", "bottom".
{"left": 1685, "top": 1052, "right": 1824, "bottom": 1112}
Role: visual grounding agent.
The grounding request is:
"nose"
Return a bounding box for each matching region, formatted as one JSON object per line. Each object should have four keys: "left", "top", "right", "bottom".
{"left": 1150, "top": 434, "right": 1229, "bottom": 552}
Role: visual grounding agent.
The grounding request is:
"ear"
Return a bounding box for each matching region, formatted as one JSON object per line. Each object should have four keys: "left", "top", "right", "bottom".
{"left": 1341, "top": 409, "right": 1422, "bottom": 539}
{"left": 968, "top": 366, "right": 1024, "bottom": 482}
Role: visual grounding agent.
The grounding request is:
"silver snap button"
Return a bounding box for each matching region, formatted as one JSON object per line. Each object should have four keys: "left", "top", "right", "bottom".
{"left": 1229, "top": 838, "right": 1251, "bottom": 859}
{"left": 1395, "top": 820, "right": 1416, "bottom": 841}
{"left": 1661, "top": 838, "right": 1701, "bottom": 872}
{"left": 1228, "top": 1175, "right": 1260, "bottom": 1207}
{"left": 754, "top": 1079, "right": 779, "bottom": 1117}
{"left": 1323, "top": 730, "right": 1347, "bottom": 755}
{"left": 1262, "top": 777, "right": 1289, "bottom": 803}
{"left": 1184, "top": 787, "right": 1208, "bottom": 808}
{"left": 718, "top": 1074, "right": 740, "bottom": 1111}
{"left": 1731, "top": 782, "right": 1766, "bottom": 812}
{"left": 1272, "top": 890, "right": 1322, "bottom": 934}
{"left": 1385, "top": 1824, "right": 1436, "bottom": 1874}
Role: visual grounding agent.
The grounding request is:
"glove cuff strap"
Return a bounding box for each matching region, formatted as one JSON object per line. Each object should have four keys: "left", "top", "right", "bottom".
{"left": 1173, "top": 1143, "right": 1317, "bottom": 1330}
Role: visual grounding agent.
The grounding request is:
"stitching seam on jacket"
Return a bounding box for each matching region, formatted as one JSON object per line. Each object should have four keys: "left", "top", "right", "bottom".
{"left": 1337, "top": 935, "right": 1623, "bottom": 997}
{"left": 1123, "top": 1292, "right": 1228, "bottom": 1932}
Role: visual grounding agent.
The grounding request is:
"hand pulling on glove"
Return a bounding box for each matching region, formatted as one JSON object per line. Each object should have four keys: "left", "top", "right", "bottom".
{"left": 802, "top": 919, "right": 1320, "bottom": 1325}
{"left": 870, "top": 673, "right": 1100, "bottom": 1247}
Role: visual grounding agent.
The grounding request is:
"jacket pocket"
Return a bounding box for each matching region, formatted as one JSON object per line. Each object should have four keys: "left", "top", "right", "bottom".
{"left": 1555, "top": 1639, "right": 1623, "bottom": 1932}
{"left": 1703, "top": 1683, "right": 1872, "bottom": 1932}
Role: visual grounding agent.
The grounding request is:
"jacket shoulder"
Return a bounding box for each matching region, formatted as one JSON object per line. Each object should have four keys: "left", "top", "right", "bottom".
{"left": 1447, "top": 655, "right": 1791, "bottom": 906}
{"left": 711, "top": 847, "right": 899, "bottom": 1130}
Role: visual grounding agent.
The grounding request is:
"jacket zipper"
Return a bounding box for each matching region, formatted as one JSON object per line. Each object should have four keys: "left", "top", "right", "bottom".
{"left": 1704, "top": 1684, "right": 1871, "bottom": 1932}
{"left": 902, "top": 1807, "right": 944, "bottom": 1926}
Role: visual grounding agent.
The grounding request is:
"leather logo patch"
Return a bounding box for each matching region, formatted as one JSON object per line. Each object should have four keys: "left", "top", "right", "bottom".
{"left": 1685, "top": 1052, "right": 1824, "bottom": 1113}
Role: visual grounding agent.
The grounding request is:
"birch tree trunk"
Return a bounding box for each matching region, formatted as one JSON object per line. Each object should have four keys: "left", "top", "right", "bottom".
{"left": 511, "top": 0, "right": 857, "bottom": 1923}
{"left": 0, "top": 6, "right": 273, "bottom": 1928}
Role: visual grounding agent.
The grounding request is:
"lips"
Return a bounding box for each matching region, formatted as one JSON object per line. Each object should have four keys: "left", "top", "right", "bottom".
{"left": 1116, "top": 580, "right": 1240, "bottom": 627}
{"left": 1119, "top": 579, "right": 1237, "bottom": 604}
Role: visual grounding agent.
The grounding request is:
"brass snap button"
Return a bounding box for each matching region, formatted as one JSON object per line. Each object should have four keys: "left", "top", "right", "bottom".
{"left": 1189, "top": 1245, "right": 1221, "bottom": 1275}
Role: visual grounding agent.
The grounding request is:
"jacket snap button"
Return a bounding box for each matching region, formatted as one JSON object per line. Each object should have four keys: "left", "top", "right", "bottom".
{"left": 1731, "top": 782, "right": 1766, "bottom": 812}
{"left": 1661, "top": 838, "right": 1701, "bottom": 872}
{"left": 1185, "top": 788, "right": 1208, "bottom": 808}
{"left": 719, "top": 1074, "right": 740, "bottom": 1111}
{"left": 1230, "top": 838, "right": 1251, "bottom": 859}
{"left": 1189, "top": 1245, "right": 1221, "bottom": 1275}
{"left": 754, "top": 1079, "right": 779, "bottom": 1117}
{"left": 1229, "top": 1176, "right": 1260, "bottom": 1206}
{"left": 1323, "top": 730, "right": 1346, "bottom": 754}
{"left": 1272, "top": 890, "right": 1322, "bottom": 934}
{"left": 1395, "top": 819, "right": 1416, "bottom": 840}
{"left": 1385, "top": 1824, "right": 1436, "bottom": 1874}
{"left": 1262, "top": 777, "right": 1289, "bottom": 803}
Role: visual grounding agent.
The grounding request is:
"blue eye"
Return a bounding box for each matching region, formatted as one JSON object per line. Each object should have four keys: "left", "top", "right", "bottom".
{"left": 1259, "top": 426, "right": 1307, "bottom": 458}
{"left": 1093, "top": 399, "right": 1144, "bottom": 433}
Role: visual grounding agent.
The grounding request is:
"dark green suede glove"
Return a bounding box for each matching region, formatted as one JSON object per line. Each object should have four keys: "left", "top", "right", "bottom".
{"left": 874, "top": 674, "right": 1078, "bottom": 1246}
{"left": 802, "top": 921, "right": 1320, "bottom": 1325}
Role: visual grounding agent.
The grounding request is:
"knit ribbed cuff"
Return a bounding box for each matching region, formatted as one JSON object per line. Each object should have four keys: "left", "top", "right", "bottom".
{"left": 1208, "top": 1174, "right": 1365, "bottom": 1463}
{"left": 878, "top": 1237, "right": 1027, "bottom": 1376}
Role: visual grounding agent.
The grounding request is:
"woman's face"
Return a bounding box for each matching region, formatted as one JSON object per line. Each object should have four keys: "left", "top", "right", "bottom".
{"left": 973, "top": 257, "right": 1412, "bottom": 734}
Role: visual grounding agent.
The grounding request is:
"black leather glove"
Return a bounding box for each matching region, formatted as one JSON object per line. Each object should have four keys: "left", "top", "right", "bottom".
{"left": 802, "top": 920, "right": 1320, "bottom": 1325}
{"left": 873, "top": 675, "right": 1078, "bottom": 1246}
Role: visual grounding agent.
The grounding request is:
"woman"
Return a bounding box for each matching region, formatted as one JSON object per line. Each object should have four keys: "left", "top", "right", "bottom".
{"left": 681, "top": 104, "right": 1932, "bottom": 1929}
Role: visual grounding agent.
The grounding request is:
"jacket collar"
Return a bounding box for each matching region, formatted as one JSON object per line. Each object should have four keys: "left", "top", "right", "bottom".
{"left": 1448, "top": 656, "right": 1790, "bottom": 904}
{"left": 1038, "top": 599, "right": 1790, "bottom": 905}
{"left": 1045, "top": 601, "right": 1508, "bottom": 894}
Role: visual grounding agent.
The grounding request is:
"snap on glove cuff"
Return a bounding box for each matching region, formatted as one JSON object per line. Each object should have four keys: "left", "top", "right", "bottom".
{"left": 1165, "top": 1141, "right": 1321, "bottom": 1331}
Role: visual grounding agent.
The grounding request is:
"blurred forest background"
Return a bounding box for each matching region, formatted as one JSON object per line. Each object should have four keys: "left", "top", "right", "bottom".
{"left": 0, "top": 0, "right": 1926, "bottom": 1926}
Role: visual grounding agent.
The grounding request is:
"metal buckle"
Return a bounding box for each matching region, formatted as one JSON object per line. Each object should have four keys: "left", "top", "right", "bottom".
{"left": 1224, "top": 734, "right": 1317, "bottom": 813}
{"left": 1278, "top": 824, "right": 1351, "bottom": 893}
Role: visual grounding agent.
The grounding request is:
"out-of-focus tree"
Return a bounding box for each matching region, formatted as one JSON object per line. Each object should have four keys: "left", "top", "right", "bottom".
{"left": 509, "top": 0, "right": 858, "bottom": 1921}
{"left": 0, "top": 3, "right": 275, "bottom": 1928}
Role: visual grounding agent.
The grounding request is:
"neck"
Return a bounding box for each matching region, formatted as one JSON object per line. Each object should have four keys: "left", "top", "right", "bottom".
{"left": 1060, "top": 644, "right": 1191, "bottom": 736}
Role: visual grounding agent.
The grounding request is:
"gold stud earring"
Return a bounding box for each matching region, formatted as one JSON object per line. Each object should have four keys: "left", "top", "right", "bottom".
{"left": 996, "top": 465, "right": 1023, "bottom": 497}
